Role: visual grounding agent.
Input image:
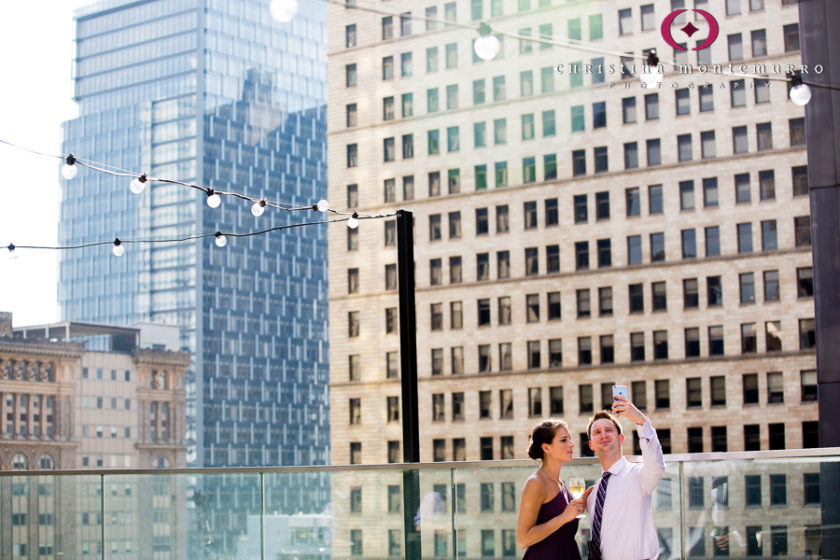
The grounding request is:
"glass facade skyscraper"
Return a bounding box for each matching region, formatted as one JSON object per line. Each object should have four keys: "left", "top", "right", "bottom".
{"left": 60, "top": 0, "right": 328, "bottom": 485}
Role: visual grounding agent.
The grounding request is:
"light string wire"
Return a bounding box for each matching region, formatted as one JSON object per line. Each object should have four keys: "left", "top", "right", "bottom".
{"left": 330, "top": 0, "right": 840, "bottom": 87}
{"left": 0, "top": 137, "right": 387, "bottom": 217}
{"left": 0, "top": 138, "right": 397, "bottom": 253}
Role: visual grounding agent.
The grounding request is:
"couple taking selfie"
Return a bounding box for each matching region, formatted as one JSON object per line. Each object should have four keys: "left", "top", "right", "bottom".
{"left": 516, "top": 387, "right": 666, "bottom": 560}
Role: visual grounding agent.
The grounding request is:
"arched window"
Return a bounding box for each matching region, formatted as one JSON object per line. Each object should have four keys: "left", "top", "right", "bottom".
{"left": 12, "top": 453, "right": 28, "bottom": 470}
{"left": 39, "top": 454, "right": 55, "bottom": 470}
{"left": 155, "top": 456, "right": 170, "bottom": 469}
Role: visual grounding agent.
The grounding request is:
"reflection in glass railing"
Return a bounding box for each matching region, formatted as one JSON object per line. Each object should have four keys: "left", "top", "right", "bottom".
{"left": 0, "top": 450, "right": 835, "bottom": 559}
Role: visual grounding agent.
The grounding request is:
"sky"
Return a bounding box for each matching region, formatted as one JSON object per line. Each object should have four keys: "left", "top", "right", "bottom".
{"left": 0, "top": 1, "right": 92, "bottom": 327}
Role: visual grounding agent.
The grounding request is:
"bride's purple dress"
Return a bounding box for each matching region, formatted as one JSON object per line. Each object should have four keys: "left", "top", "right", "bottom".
{"left": 522, "top": 485, "right": 582, "bottom": 560}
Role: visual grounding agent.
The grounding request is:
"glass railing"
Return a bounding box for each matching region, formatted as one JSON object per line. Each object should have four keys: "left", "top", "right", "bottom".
{"left": 1, "top": 448, "right": 837, "bottom": 559}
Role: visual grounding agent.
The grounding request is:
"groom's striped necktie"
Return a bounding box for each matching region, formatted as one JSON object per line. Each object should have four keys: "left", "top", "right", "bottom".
{"left": 591, "top": 471, "right": 612, "bottom": 550}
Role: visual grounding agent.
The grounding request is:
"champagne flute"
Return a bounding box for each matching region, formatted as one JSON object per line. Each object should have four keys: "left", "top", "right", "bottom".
{"left": 568, "top": 477, "right": 586, "bottom": 518}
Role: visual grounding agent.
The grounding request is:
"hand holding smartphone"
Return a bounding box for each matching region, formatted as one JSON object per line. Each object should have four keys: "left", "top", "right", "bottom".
{"left": 612, "top": 385, "right": 629, "bottom": 401}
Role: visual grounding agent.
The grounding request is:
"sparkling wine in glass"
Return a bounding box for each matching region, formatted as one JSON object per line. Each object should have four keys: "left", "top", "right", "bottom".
{"left": 568, "top": 477, "right": 586, "bottom": 518}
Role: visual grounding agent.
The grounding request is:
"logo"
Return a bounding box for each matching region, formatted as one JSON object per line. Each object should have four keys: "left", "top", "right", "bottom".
{"left": 661, "top": 9, "right": 719, "bottom": 51}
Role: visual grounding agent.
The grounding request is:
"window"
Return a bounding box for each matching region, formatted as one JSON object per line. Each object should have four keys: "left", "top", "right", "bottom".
{"left": 522, "top": 113, "right": 535, "bottom": 140}
{"left": 645, "top": 93, "right": 659, "bottom": 120}
{"left": 630, "top": 332, "right": 645, "bottom": 361}
{"left": 793, "top": 166, "right": 809, "bottom": 197}
{"left": 656, "top": 380, "right": 670, "bottom": 409}
{"left": 431, "top": 304, "right": 443, "bottom": 331}
{"left": 623, "top": 97, "right": 637, "bottom": 123}
{"left": 699, "top": 85, "right": 714, "bottom": 112}
{"left": 687, "top": 428, "right": 703, "bottom": 453}
{"left": 647, "top": 139, "right": 661, "bottom": 166}
{"left": 520, "top": 70, "right": 534, "bottom": 96}
{"left": 627, "top": 236, "right": 642, "bottom": 265}
{"left": 476, "top": 208, "right": 489, "bottom": 235}
{"left": 493, "top": 118, "right": 507, "bottom": 145}
{"left": 493, "top": 75, "right": 506, "bottom": 101}
{"left": 790, "top": 118, "right": 806, "bottom": 146}
{"left": 346, "top": 143, "right": 358, "bottom": 167}
{"left": 707, "top": 276, "right": 723, "bottom": 306}
{"left": 761, "top": 220, "right": 778, "bottom": 251}
{"left": 757, "top": 169, "right": 775, "bottom": 200}
{"left": 795, "top": 216, "right": 811, "bottom": 247}
{"left": 597, "top": 239, "right": 611, "bottom": 268}
{"left": 477, "top": 299, "right": 491, "bottom": 326}
{"left": 680, "top": 180, "right": 695, "bottom": 210}
{"left": 683, "top": 279, "right": 699, "bottom": 308}
{"left": 737, "top": 223, "right": 753, "bottom": 253}
{"left": 401, "top": 52, "right": 413, "bottom": 77}
{"left": 784, "top": 23, "right": 800, "bottom": 52}
{"left": 709, "top": 325, "right": 724, "bottom": 355}
{"left": 447, "top": 126, "right": 460, "bottom": 152}
{"left": 593, "top": 101, "right": 606, "bottom": 128}
{"left": 648, "top": 234, "right": 666, "bottom": 264}
{"left": 429, "top": 214, "right": 442, "bottom": 241}
{"left": 478, "top": 344, "right": 493, "bottom": 373}
{"left": 705, "top": 226, "right": 720, "bottom": 256}
{"left": 572, "top": 149, "right": 586, "bottom": 176}
{"left": 384, "top": 221, "right": 396, "bottom": 246}
{"left": 624, "top": 142, "right": 639, "bottom": 169}
{"left": 386, "top": 307, "right": 398, "bottom": 333}
{"left": 619, "top": 8, "right": 633, "bottom": 35}
{"left": 687, "top": 377, "right": 702, "bottom": 407}
{"left": 594, "top": 146, "right": 608, "bottom": 172}
{"left": 800, "top": 318, "right": 816, "bottom": 349}
{"left": 599, "top": 335, "right": 614, "bottom": 364}
{"left": 675, "top": 89, "right": 690, "bottom": 115}
{"left": 739, "top": 273, "right": 755, "bottom": 304}
{"left": 703, "top": 177, "right": 718, "bottom": 207}
{"left": 345, "top": 63, "right": 357, "bottom": 87}
{"left": 801, "top": 370, "right": 818, "bottom": 402}
{"left": 348, "top": 311, "right": 360, "bottom": 338}
{"left": 451, "top": 301, "right": 463, "bottom": 329}
{"left": 682, "top": 229, "right": 696, "bottom": 259}
{"left": 678, "top": 134, "right": 692, "bottom": 161}
{"left": 575, "top": 241, "right": 589, "bottom": 271}
{"left": 733, "top": 125, "right": 748, "bottom": 154}
{"left": 701, "top": 131, "right": 716, "bottom": 159}
{"left": 685, "top": 327, "right": 700, "bottom": 357}
{"left": 577, "top": 289, "right": 591, "bottom": 318}
{"left": 761, "top": 269, "right": 779, "bottom": 302}
{"left": 652, "top": 281, "right": 667, "bottom": 311}
{"left": 626, "top": 187, "right": 641, "bottom": 216}
{"left": 798, "top": 267, "right": 814, "bottom": 298}
{"left": 445, "top": 42, "right": 458, "bottom": 68}
{"left": 653, "top": 330, "right": 668, "bottom": 359}
{"left": 573, "top": 195, "right": 588, "bottom": 223}
{"left": 756, "top": 122, "right": 773, "bottom": 151}
{"left": 566, "top": 105, "right": 586, "bottom": 135}
{"left": 728, "top": 33, "right": 743, "bottom": 60}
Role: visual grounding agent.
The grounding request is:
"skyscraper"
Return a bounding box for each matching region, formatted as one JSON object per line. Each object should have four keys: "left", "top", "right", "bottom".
{"left": 328, "top": 0, "right": 816, "bottom": 462}
{"left": 59, "top": 0, "right": 328, "bottom": 479}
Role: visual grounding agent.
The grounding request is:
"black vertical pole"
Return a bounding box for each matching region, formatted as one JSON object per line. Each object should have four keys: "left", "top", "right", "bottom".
{"left": 396, "top": 209, "right": 421, "bottom": 560}
{"left": 800, "top": 1, "right": 840, "bottom": 557}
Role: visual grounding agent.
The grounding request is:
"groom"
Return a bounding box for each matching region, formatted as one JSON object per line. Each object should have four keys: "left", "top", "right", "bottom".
{"left": 586, "top": 395, "right": 665, "bottom": 560}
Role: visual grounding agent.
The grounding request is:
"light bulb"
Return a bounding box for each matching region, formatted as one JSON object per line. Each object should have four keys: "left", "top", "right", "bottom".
{"left": 474, "top": 34, "right": 501, "bottom": 61}
{"left": 347, "top": 212, "right": 360, "bottom": 229}
{"left": 130, "top": 174, "right": 148, "bottom": 194}
{"left": 61, "top": 155, "right": 78, "bottom": 180}
{"left": 206, "top": 189, "right": 221, "bottom": 208}
{"left": 316, "top": 199, "right": 329, "bottom": 213}
{"left": 789, "top": 84, "right": 812, "bottom": 106}
{"left": 214, "top": 232, "right": 227, "bottom": 247}
{"left": 270, "top": 0, "right": 298, "bottom": 22}
{"left": 639, "top": 67, "right": 663, "bottom": 88}
{"left": 251, "top": 200, "right": 266, "bottom": 217}
{"left": 112, "top": 239, "right": 125, "bottom": 257}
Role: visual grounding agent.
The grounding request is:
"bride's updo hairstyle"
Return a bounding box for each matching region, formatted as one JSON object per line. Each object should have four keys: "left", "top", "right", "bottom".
{"left": 527, "top": 419, "right": 568, "bottom": 461}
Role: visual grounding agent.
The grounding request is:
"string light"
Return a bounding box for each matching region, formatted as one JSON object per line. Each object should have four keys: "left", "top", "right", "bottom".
{"left": 129, "top": 173, "right": 148, "bottom": 194}
{"left": 214, "top": 231, "right": 227, "bottom": 247}
{"left": 251, "top": 199, "right": 267, "bottom": 217}
{"left": 270, "top": 0, "right": 298, "bottom": 22}
{"left": 347, "top": 212, "right": 360, "bottom": 230}
{"left": 112, "top": 238, "right": 124, "bottom": 257}
{"left": 61, "top": 155, "right": 78, "bottom": 180}
{"left": 205, "top": 188, "right": 222, "bottom": 208}
{"left": 789, "top": 71, "right": 812, "bottom": 106}
{"left": 315, "top": 199, "right": 329, "bottom": 213}
{"left": 473, "top": 23, "right": 501, "bottom": 61}
{"left": 639, "top": 50, "right": 663, "bottom": 88}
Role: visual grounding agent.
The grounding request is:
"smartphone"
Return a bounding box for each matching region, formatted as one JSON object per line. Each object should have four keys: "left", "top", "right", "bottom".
{"left": 612, "top": 385, "right": 629, "bottom": 401}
